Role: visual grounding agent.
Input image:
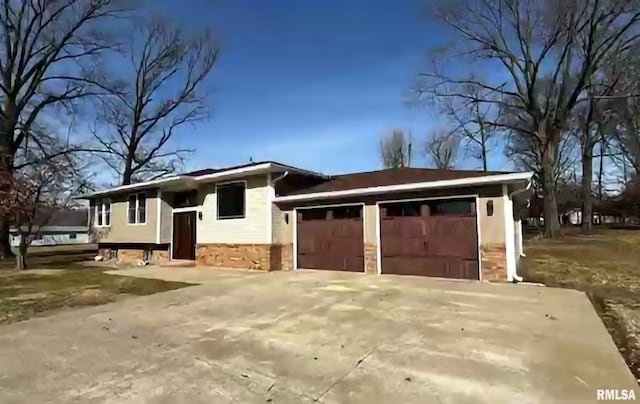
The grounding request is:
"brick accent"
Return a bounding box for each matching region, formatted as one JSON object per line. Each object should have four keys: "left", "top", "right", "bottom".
{"left": 364, "top": 243, "right": 377, "bottom": 274}
{"left": 481, "top": 245, "right": 507, "bottom": 281}
{"left": 196, "top": 243, "right": 273, "bottom": 270}
{"left": 279, "top": 243, "right": 294, "bottom": 271}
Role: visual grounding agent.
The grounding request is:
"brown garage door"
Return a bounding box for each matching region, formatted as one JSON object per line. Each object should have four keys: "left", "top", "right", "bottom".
{"left": 380, "top": 198, "right": 479, "bottom": 279}
{"left": 297, "top": 206, "right": 364, "bottom": 271}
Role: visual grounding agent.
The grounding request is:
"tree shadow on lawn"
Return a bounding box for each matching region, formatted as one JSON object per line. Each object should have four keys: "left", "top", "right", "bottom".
{"left": 0, "top": 267, "right": 192, "bottom": 325}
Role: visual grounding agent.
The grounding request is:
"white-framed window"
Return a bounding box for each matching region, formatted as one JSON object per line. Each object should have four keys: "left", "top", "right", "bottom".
{"left": 128, "top": 193, "right": 147, "bottom": 224}
{"left": 216, "top": 181, "right": 246, "bottom": 220}
{"left": 95, "top": 198, "right": 111, "bottom": 227}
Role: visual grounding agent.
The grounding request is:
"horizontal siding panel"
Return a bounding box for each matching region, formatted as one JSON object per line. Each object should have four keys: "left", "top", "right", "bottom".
{"left": 197, "top": 175, "right": 270, "bottom": 244}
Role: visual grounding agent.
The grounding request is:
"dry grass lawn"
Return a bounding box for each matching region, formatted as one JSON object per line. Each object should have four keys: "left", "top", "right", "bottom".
{"left": 0, "top": 268, "right": 191, "bottom": 324}
{"left": 523, "top": 229, "right": 640, "bottom": 380}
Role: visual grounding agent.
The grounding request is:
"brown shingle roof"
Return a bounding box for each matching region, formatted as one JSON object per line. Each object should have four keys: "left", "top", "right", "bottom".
{"left": 285, "top": 167, "right": 514, "bottom": 195}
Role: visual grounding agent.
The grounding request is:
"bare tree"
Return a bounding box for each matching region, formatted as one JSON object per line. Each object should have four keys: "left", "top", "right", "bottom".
{"left": 606, "top": 47, "right": 640, "bottom": 177}
{"left": 425, "top": 130, "right": 460, "bottom": 169}
{"left": 0, "top": 0, "right": 125, "bottom": 257}
{"left": 418, "top": 0, "right": 640, "bottom": 237}
{"left": 379, "top": 129, "right": 413, "bottom": 168}
{"left": 0, "top": 135, "right": 90, "bottom": 269}
{"left": 506, "top": 128, "right": 579, "bottom": 194}
{"left": 92, "top": 18, "right": 220, "bottom": 185}
{"left": 439, "top": 85, "right": 497, "bottom": 171}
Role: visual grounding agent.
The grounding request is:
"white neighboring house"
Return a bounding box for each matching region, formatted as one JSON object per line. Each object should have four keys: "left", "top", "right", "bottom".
{"left": 10, "top": 208, "right": 91, "bottom": 247}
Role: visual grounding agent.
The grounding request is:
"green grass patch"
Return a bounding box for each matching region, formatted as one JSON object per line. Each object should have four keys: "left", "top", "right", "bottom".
{"left": 0, "top": 268, "right": 191, "bottom": 324}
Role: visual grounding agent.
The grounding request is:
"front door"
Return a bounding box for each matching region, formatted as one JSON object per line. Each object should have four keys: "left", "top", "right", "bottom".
{"left": 173, "top": 211, "right": 196, "bottom": 260}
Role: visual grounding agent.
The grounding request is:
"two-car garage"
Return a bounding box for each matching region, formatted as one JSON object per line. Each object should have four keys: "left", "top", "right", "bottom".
{"left": 294, "top": 198, "right": 480, "bottom": 280}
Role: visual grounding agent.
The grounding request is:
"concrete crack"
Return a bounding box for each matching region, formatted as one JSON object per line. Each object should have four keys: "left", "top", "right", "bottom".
{"left": 313, "top": 346, "right": 378, "bottom": 402}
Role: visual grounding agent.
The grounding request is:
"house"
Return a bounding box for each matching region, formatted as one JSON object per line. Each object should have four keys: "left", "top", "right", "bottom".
{"left": 10, "top": 208, "right": 90, "bottom": 247}
{"left": 78, "top": 161, "right": 533, "bottom": 282}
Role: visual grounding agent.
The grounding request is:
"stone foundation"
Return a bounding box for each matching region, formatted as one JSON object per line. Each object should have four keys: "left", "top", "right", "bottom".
{"left": 481, "top": 245, "right": 507, "bottom": 281}
{"left": 278, "top": 244, "right": 294, "bottom": 271}
{"left": 118, "top": 249, "right": 144, "bottom": 263}
{"left": 98, "top": 246, "right": 170, "bottom": 265}
{"left": 364, "top": 243, "right": 377, "bottom": 274}
{"left": 151, "top": 249, "right": 171, "bottom": 265}
{"left": 196, "top": 243, "right": 276, "bottom": 270}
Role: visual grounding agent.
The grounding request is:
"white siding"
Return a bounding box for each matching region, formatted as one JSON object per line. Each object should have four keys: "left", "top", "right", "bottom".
{"left": 197, "top": 175, "right": 271, "bottom": 244}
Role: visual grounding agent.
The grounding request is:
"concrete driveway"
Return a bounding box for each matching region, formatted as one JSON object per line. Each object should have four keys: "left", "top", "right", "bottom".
{"left": 0, "top": 268, "right": 636, "bottom": 403}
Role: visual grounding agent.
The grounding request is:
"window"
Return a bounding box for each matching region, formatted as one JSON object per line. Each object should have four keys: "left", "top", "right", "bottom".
{"left": 332, "top": 206, "right": 361, "bottom": 219}
{"left": 69, "top": 233, "right": 77, "bottom": 240}
{"left": 173, "top": 191, "right": 198, "bottom": 208}
{"left": 217, "top": 182, "right": 246, "bottom": 219}
{"left": 300, "top": 209, "right": 327, "bottom": 221}
{"left": 95, "top": 199, "right": 111, "bottom": 227}
{"left": 128, "top": 193, "right": 147, "bottom": 224}
{"left": 430, "top": 200, "right": 475, "bottom": 216}
{"left": 385, "top": 202, "right": 423, "bottom": 217}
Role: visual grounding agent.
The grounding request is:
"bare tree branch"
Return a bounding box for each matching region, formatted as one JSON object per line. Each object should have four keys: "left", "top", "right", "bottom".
{"left": 92, "top": 17, "right": 220, "bottom": 185}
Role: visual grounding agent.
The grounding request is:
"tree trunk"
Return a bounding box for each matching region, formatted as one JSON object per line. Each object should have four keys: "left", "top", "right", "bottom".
{"left": 597, "top": 138, "right": 605, "bottom": 224}
{"left": 15, "top": 236, "right": 27, "bottom": 270}
{"left": 541, "top": 143, "right": 560, "bottom": 238}
{"left": 481, "top": 142, "right": 488, "bottom": 172}
{"left": 580, "top": 145, "right": 594, "bottom": 234}
{"left": 0, "top": 148, "right": 13, "bottom": 259}
{"left": 122, "top": 161, "right": 133, "bottom": 186}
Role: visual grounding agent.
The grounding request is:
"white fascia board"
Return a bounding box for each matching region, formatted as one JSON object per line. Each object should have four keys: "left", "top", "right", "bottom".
{"left": 77, "top": 176, "right": 193, "bottom": 199}
{"left": 273, "top": 172, "right": 534, "bottom": 203}
{"left": 192, "top": 162, "right": 326, "bottom": 182}
{"left": 192, "top": 163, "right": 273, "bottom": 182}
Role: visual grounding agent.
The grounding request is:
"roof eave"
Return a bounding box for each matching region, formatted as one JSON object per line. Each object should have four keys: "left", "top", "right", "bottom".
{"left": 192, "top": 162, "right": 327, "bottom": 183}
{"left": 76, "top": 162, "right": 328, "bottom": 199}
{"left": 75, "top": 176, "right": 195, "bottom": 199}
{"left": 273, "top": 172, "right": 534, "bottom": 203}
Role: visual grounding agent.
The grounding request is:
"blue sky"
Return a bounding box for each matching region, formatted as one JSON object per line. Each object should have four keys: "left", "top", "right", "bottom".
{"left": 149, "top": 0, "right": 509, "bottom": 174}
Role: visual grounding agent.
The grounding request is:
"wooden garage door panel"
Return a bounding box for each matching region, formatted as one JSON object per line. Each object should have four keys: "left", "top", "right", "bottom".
{"left": 427, "top": 216, "right": 477, "bottom": 259}
{"left": 382, "top": 256, "right": 476, "bottom": 279}
{"left": 380, "top": 199, "right": 479, "bottom": 279}
{"left": 297, "top": 207, "right": 364, "bottom": 272}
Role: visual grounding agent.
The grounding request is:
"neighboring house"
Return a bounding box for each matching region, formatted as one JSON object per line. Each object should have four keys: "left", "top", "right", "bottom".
{"left": 79, "top": 161, "right": 533, "bottom": 282}
{"left": 10, "top": 208, "right": 90, "bottom": 247}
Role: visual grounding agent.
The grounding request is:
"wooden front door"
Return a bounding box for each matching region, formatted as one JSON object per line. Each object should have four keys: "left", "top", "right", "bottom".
{"left": 296, "top": 206, "right": 364, "bottom": 272}
{"left": 173, "top": 211, "right": 196, "bottom": 260}
{"left": 380, "top": 198, "right": 479, "bottom": 279}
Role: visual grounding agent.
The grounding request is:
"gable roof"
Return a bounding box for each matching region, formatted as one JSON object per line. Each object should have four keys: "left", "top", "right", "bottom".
{"left": 284, "top": 167, "right": 514, "bottom": 195}
{"left": 275, "top": 167, "right": 533, "bottom": 202}
{"left": 77, "top": 161, "right": 325, "bottom": 198}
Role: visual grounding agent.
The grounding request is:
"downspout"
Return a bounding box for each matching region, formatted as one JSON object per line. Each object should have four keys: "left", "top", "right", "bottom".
{"left": 508, "top": 178, "right": 533, "bottom": 283}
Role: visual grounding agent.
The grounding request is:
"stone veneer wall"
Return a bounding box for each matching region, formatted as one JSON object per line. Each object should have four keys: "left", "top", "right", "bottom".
{"left": 98, "top": 246, "right": 170, "bottom": 265}
{"left": 481, "top": 245, "right": 507, "bottom": 281}
{"left": 278, "top": 244, "right": 294, "bottom": 271}
{"left": 151, "top": 249, "right": 170, "bottom": 265}
{"left": 196, "top": 243, "right": 276, "bottom": 270}
{"left": 196, "top": 243, "right": 293, "bottom": 271}
{"left": 364, "top": 243, "right": 377, "bottom": 274}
